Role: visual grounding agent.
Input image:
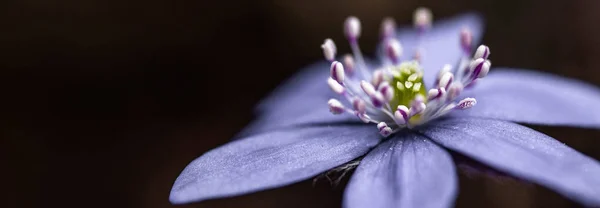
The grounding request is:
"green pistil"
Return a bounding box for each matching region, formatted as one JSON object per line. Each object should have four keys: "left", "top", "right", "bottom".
{"left": 388, "top": 61, "right": 428, "bottom": 111}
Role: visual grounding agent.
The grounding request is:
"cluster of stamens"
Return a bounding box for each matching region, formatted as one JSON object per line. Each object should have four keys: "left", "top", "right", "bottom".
{"left": 322, "top": 8, "right": 492, "bottom": 137}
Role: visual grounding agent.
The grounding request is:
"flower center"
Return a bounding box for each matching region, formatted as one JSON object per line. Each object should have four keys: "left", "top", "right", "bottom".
{"left": 322, "top": 8, "right": 491, "bottom": 137}
{"left": 388, "top": 61, "right": 427, "bottom": 116}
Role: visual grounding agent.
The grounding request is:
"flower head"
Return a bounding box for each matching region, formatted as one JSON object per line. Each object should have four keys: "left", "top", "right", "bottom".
{"left": 322, "top": 15, "right": 491, "bottom": 135}
{"left": 170, "top": 9, "right": 600, "bottom": 208}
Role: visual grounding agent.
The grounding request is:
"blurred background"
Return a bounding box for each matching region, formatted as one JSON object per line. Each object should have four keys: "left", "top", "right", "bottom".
{"left": 3, "top": 0, "right": 600, "bottom": 207}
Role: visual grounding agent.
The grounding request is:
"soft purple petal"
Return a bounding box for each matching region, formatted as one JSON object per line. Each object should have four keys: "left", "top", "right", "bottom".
{"left": 394, "top": 13, "right": 484, "bottom": 87}
{"left": 256, "top": 61, "right": 331, "bottom": 115}
{"left": 457, "top": 68, "right": 600, "bottom": 128}
{"left": 170, "top": 125, "right": 380, "bottom": 204}
{"left": 237, "top": 106, "right": 356, "bottom": 138}
{"left": 420, "top": 117, "right": 600, "bottom": 206}
{"left": 344, "top": 132, "right": 457, "bottom": 208}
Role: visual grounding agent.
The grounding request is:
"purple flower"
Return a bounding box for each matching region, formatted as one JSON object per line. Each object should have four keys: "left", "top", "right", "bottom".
{"left": 170, "top": 9, "right": 600, "bottom": 208}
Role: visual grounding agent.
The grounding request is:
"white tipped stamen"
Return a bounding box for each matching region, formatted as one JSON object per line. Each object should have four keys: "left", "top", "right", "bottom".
{"left": 377, "top": 122, "right": 388, "bottom": 131}
{"left": 446, "top": 82, "right": 464, "bottom": 101}
{"left": 370, "top": 92, "right": 385, "bottom": 108}
{"left": 343, "top": 54, "right": 355, "bottom": 75}
{"left": 327, "top": 78, "right": 345, "bottom": 94}
{"left": 378, "top": 82, "right": 394, "bottom": 102}
{"left": 428, "top": 87, "right": 446, "bottom": 100}
{"left": 394, "top": 105, "right": 409, "bottom": 125}
{"left": 357, "top": 113, "right": 371, "bottom": 123}
{"left": 352, "top": 98, "right": 366, "bottom": 114}
{"left": 385, "top": 38, "right": 403, "bottom": 64}
{"left": 474, "top": 45, "right": 490, "bottom": 60}
{"left": 460, "top": 28, "right": 473, "bottom": 53}
{"left": 409, "top": 101, "right": 426, "bottom": 116}
{"left": 467, "top": 58, "right": 485, "bottom": 80}
{"left": 413, "top": 7, "right": 432, "bottom": 30}
{"left": 345, "top": 16, "right": 362, "bottom": 41}
{"left": 328, "top": 99, "right": 345, "bottom": 114}
{"left": 478, "top": 60, "right": 491, "bottom": 78}
{"left": 381, "top": 17, "right": 396, "bottom": 39}
{"left": 330, "top": 61, "right": 345, "bottom": 84}
{"left": 321, "top": 39, "right": 337, "bottom": 61}
{"left": 371, "top": 70, "right": 385, "bottom": 87}
{"left": 379, "top": 126, "right": 393, "bottom": 137}
{"left": 438, "top": 72, "right": 454, "bottom": 89}
{"left": 457, "top": 98, "right": 477, "bottom": 109}
{"left": 360, "top": 80, "right": 377, "bottom": 97}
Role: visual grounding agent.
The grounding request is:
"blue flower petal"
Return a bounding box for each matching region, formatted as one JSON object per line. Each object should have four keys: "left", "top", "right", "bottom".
{"left": 394, "top": 13, "right": 484, "bottom": 87}
{"left": 170, "top": 125, "right": 380, "bottom": 204}
{"left": 420, "top": 117, "right": 600, "bottom": 207}
{"left": 256, "top": 61, "right": 331, "bottom": 116}
{"left": 457, "top": 68, "right": 600, "bottom": 128}
{"left": 344, "top": 132, "right": 457, "bottom": 208}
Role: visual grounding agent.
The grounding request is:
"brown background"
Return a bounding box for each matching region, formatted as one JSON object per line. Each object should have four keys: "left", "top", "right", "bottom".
{"left": 3, "top": 0, "right": 600, "bottom": 207}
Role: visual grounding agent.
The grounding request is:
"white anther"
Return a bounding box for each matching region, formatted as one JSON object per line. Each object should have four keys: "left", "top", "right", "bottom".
{"left": 343, "top": 54, "right": 355, "bottom": 75}
{"left": 409, "top": 101, "right": 426, "bottom": 116}
{"left": 360, "top": 80, "right": 377, "bottom": 96}
{"left": 474, "top": 45, "right": 490, "bottom": 60}
{"left": 352, "top": 98, "right": 366, "bottom": 114}
{"left": 379, "top": 126, "right": 393, "bottom": 137}
{"left": 394, "top": 105, "right": 409, "bottom": 125}
{"left": 385, "top": 38, "right": 403, "bottom": 63}
{"left": 468, "top": 58, "right": 485, "bottom": 78}
{"left": 371, "top": 70, "right": 385, "bottom": 87}
{"left": 378, "top": 82, "right": 394, "bottom": 102}
{"left": 428, "top": 87, "right": 446, "bottom": 100}
{"left": 380, "top": 17, "right": 396, "bottom": 38}
{"left": 446, "top": 82, "right": 463, "bottom": 101}
{"left": 328, "top": 99, "right": 345, "bottom": 114}
{"left": 321, "top": 39, "right": 337, "bottom": 61}
{"left": 457, "top": 98, "right": 477, "bottom": 109}
{"left": 478, "top": 60, "right": 491, "bottom": 78}
{"left": 345, "top": 16, "right": 361, "bottom": 40}
{"left": 438, "top": 72, "right": 454, "bottom": 89}
{"left": 460, "top": 28, "right": 473, "bottom": 51}
{"left": 357, "top": 112, "right": 371, "bottom": 123}
{"left": 377, "top": 122, "right": 388, "bottom": 130}
{"left": 330, "top": 61, "right": 345, "bottom": 84}
{"left": 370, "top": 92, "right": 385, "bottom": 108}
{"left": 413, "top": 7, "right": 432, "bottom": 29}
{"left": 327, "top": 77, "right": 345, "bottom": 94}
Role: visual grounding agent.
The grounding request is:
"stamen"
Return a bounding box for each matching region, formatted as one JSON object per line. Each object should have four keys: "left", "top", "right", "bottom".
{"left": 438, "top": 72, "right": 454, "bottom": 90}
{"left": 394, "top": 105, "right": 409, "bottom": 125}
{"left": 409, "top": 100, "right": 426, "bottom": 117}
{"left": 344, "top": 16, "right": 361, "bottom": 42}
{"left": 380, "top": 17, "right": 396, "bottom": 39}
{"left": 413, "top": 7, "right": 433, "bottom": 31}
{"left": 428, "top": 87, "right": 446, "bottom": 100}
{"left": 385, "top": 38, "right": 403, "bottom": 64}
{"left": 378, "top": 123, "right": 393, "bottom": 137}
{"left": 343, "top": 54, "right": 355, "bottom": 76}
{"left": 356, "top": 113, "right": 371, "bottom": 123}
{"left": 352, "top": 97, "right": 366, "bottom": 114}
{"left": 371, "top": 70, "right": 385, "bottom": 88}
{"left": 330, "top": 61, "right": 345, "bottom": 84}
{"left": 378, "top": 82, "right": 394, "bottom": 102}
{"left": 328, "top": 99, "right": 345, "bottom": 114}
{"left": 446, "top": 82, "right": 464, "bottom": 101}
{"left": 360, "top": 80, "right": 377, "bottom": 97}
{"left": 328, "top": 77, "right": 345, "bottom": 94}
{"left": 474, "top": 45, "right": 490, "bottom": 60}
{"left": 457, "top": 98, "right": 477, "bottom": 109}
{"left": 460, "top": 28, "right": 473, "bottom": 54}
{"left": 321, "top": 39, "right": 337, "bottom": 62}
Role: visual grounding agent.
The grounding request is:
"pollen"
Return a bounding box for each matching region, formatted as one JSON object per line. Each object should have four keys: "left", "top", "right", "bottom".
{"left": 389, "top": 61, "right": 427, "bottom": 111}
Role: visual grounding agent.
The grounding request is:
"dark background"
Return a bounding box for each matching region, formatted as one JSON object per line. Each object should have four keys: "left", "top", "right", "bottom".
{"left": 3, "top": 0, "right": 600, "bottom": 207}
